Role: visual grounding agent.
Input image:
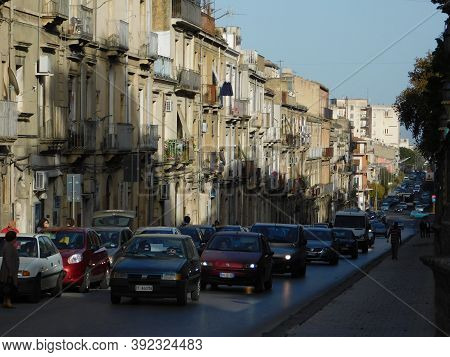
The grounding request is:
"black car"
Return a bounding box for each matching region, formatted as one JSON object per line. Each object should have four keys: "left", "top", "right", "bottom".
{"left": 332, "top": 228, "right": 358, "bottom": 259}
{"left": 250, "top": 224, "right": 307, "bottom": 278}
{"left": 110, "top": 234, "right": 201, "bottom": 306}
{"left": 178, "top": 226, "right": 206, "bottom": 255}
{"left": 191, "top": 225, "right": 216, "bottom": 242}
{"left": 215, "top": 225, "right": 247, "bottom": 233}
{"left": 200, "top": 232, "right": 273, "bottom": 292}
{"left": 304, "top": 228, "right": 339, "bottom": 265}
{"left": 95, "top": 227, "right": 134, "bottom": 265}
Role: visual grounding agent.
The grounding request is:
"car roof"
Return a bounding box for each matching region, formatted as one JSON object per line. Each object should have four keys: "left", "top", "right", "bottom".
{"left": 252, "top": 223, "right": 299, "bottom": 228}
{"left": 43, "top": 227, "right": 89, "bottom": 233}
{"left": 304, "top": 227, "right": 331, "bottom": 232}
{"left": 93, "top": 210, "right": 136, "bottom": 219}
{"left": 91, "top": 227, "right": 131, "bottom": 232}
{"left": 212, "top": 231, "right": 262, "bottom": 238}
{"left": 336, "top": 211, "right": 366, "bottom": 217}
{"left": 131, "top": 234, "right": 192, "bottom": 241}
{"left": 137, "top": 226, "right": 176, "bottom": 230}
{"left": 0, "top": 233, "right": 38, "bottom": 239}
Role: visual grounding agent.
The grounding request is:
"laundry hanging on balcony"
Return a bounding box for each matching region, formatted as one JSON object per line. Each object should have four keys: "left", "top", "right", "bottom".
{"left": 219, "top": 82, "right": 234, "bottom": 97}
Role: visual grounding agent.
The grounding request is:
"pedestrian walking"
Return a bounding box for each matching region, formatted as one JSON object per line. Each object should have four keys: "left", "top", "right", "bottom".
{"left": 213, "top": 220, "right": 220, "bottom": 227}
{"left": 36, "top": 218, "right": 50, "bottom": 233}
{"left": 0, "top": 231, "right": 19, "bottom": 308}
{"left": 180, "top": 216, "right": 191, "bottom": 227}
{"left": 1, "top": 220, "right": 19, "bottom": 234}
{"left": 389, "top": 222, "right": 402, "bottom": 260}
{"left": 420, "top": 220, "right": 426, "bottom": 239}
{"left": 66, "top": 218, "right": 75, "bottom": 227}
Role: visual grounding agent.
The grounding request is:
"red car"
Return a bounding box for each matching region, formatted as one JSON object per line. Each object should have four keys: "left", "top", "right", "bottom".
{"left": 44, "top": 228, "right": 110, "bottom": 292}
{"left": 200, "top": 232, "right": 273, "bottom": 292}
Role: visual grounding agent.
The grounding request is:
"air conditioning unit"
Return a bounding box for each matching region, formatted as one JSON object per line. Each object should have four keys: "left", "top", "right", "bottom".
{"left": 34, "top": 171, "right": 48, "bottom": 192}
{"left": 202, "top": 122, "right": 208, "bottom": 133}
{"left": 165, "top": 100, "right": 173, "bottom": 112}
{"left": 160, "top": 183, "right": 169, "bottom": 201}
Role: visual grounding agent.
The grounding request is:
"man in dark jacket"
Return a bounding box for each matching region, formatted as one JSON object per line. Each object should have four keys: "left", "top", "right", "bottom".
{"left": 389, "top": 222, "right": 402, "bottom": 260}
{"left": 0, "top": 231, "right": 19, "bottom": 308}
{"left": 420, "top": 220, "right": 426, "bottom": 238}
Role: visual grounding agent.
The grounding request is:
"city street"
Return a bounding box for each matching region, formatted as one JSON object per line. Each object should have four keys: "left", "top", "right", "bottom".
{"left": 0, "top": 215, "right": 417, "bottom": 337}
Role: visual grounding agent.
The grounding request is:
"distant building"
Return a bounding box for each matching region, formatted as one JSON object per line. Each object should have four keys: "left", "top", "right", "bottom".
{"left": 400, "top": 138, "right": 411, "bottom": 149}
{"left": 367, "top": 105, "right": 400, "bottom": 148}
{"left": 330, "top": 98, "right": 369, "bottom": 138}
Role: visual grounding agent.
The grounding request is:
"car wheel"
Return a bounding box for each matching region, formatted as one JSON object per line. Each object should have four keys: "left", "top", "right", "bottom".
{"left": 79, "top": 270, "right": 91, "bottom": 293}
{"left": 264, "top": 275, "right": 273, "bottom": 291}
{"left": 200, "top": 280, "right": 207, "bottom": 290}
{"left": 255, "top": 273, "right": 265, "bottom": 293}
{"left": 29, "top": 276, "right": 42, "bottom": 303}
{"left": 176, "top": 286, "right": 188, "bottom": 306}
{"left": 110, "top": 294, "right": 121, "bottom": 305}
{"left": 100, "top": 268, "right": 110, "bottom": 289}
{"left": 50, "top": 272, "right": 63, "bottom": 298}
{"left": 191, "top": 280, "right": 200, "bottom": 301}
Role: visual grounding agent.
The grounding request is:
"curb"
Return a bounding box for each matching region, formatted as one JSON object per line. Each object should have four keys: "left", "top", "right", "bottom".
{"left": 262, "top": 229, "right": 418, "bottom": 337}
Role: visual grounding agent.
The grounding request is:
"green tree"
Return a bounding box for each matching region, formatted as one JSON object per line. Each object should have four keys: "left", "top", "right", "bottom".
{"left": 399, "top": 147, "right": 426, "bottom": 171}
{"left": 369, "top": 182, "right": 385, "bottom": 203}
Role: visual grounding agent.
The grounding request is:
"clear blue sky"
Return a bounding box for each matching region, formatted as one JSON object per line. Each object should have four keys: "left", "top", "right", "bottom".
{"left": 215, "top": 0, "right": 446, "bottom": 140}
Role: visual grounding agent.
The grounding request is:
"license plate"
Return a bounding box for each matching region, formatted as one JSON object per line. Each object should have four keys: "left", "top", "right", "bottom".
{"left": 135, "top": 285, "right": 153, "bottom": 292}
{"left": 219, "top": 272, "right": 235, "bottom": 279}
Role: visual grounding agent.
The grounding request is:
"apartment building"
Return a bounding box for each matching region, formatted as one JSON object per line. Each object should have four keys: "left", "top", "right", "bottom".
{"left": 367, "top": 105, "right": 400, "bottom": 147}
{"left": 352, "top": 138, "right": 369, "bottom": 211}
{"left": 330, "top": 98, "right": 369, "bottom": 138}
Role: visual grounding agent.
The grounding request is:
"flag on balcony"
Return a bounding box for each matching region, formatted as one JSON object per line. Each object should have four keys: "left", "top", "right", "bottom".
{"left": 219, "top": 82, "right": 233, "bottom": 97}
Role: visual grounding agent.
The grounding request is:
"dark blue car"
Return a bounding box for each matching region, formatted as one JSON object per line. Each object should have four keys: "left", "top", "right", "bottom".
{"left": 304, "top": 228, "right": 339, "bottom": 265}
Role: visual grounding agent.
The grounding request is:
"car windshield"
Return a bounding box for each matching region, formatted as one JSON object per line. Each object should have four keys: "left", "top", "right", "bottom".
{"left": 334, "top": 215, "right": 366, "bottom": 229}
{"left": 51, "top": 232, "right": 85, "bottom": 250}
{"left": 304, "top": 229, "right": 332, "bottom": 241}
{"left": 97, "top": 231, "right": 120, "bottom": 249}
{"left": 138, "top": 228, "right": 176, "bottom": 235}
{"left": 372, "top": 223, "right": 385, "bottom": 229}
{"left": 208, "top": 235, "right": 261, "bottom": 253}
{"left": 125, "top": 237, "right": 186, "bottom": 259}
{"left": 217, "top": 226, "right": 241, "bottom": 232}
{"left": 0, "top": 237, "right": 38, "bottom": 258}
{"left": 333, "top": 230, "right": 353, "bottom": 240}
{"left": 251, "top": 225, "right": 298, "bottom": 243}
{"left": 92, "top": 216, "right": 132, "bottom": 227}
{"left": 201, "top": 228, "right": 216, "bottom": 239}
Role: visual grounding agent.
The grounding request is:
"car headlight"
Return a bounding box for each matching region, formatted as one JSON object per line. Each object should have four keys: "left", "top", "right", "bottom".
{"left": 67, "top": 253, "right": 83, "bottom": 265}
{"left": 285, "top": 255, "right": 292, "bottom": 261}
{"left": 111, "top": 271, "right": 127, "bottom": 279}
{"left": 161, "top": 273, "right": 182, "bottom": 281}
{"left": 18, "top": 270, "right": 31, "bottom": 277}
{"left": 245, "top": 263, "right": 258, "bottom": 269}
{"left": 108, "top": 256, "right": 113, "bottom": 265}
{"left": 369, "top": 229, "right": 372, "bottom": 233}
{"left": 201, "top": 261, "right": 213, "bottom": 267}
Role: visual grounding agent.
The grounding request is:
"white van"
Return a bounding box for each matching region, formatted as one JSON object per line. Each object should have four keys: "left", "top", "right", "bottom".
{"left": 333, "top": 211, "right": 371, "bottom": 253}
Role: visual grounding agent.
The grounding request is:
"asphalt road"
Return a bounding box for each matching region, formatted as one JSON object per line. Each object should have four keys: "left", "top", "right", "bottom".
{"left": 0, "top": 214, "right": 417, "bottom": 337}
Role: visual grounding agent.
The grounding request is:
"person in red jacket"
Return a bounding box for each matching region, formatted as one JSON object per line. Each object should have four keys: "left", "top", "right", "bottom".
{"left": 1, "top": 220, "right": 19, "bottom": 234}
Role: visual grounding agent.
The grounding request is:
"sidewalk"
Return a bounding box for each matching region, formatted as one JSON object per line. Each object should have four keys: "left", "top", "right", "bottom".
{"left": 288, "top": 233, "right": 435, "bottom": 337}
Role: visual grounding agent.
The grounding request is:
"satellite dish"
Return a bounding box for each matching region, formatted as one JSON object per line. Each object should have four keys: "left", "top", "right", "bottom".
{"left": 8, "top": 67, "right": 20, "bottom": 96}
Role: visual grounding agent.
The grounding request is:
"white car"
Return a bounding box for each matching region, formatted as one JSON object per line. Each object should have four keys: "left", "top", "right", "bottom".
{"left": 0, "top": 234, "right": 65, "bottom": 302}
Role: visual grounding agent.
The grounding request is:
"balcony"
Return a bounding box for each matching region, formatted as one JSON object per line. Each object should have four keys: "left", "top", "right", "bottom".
{"left": 323, "top": 147, "right": 334, "bottom": 158}
{"left": 172, "top": 0, "right": 202, "bottom": 30}
{"left": 201, "top": 12, "right": 216, "bottom": 35}
{"left": 202, "top": 151, "right": 218, "bottom": 172}
{"left": 308, "top": 147, "right": 322, "bottom": 159}
{"left": 250, "top": 114, "right": 263, "bottom": 131}
{"left": 103, "top": 123, "right": 134, "bottom": 153}
{"left": 154, "top": 56, "right": 175, "bottom": 80}
{"left": 41, "top": 0, "right": 69, "bottom": 26}
{"left": 41, "top": 106, "right": 68, "bottom": 143}
{"left": 68, "top": 4, "right": 93, "bottom": 41}
{"left": 264, "top": 127, "right": 281, "bottom": 144}
{"left": 67, "top": 120, "right": 96, "bottom": 153}
{"left": 164, "top": 139, "right": 193, "bottom": 163}
{"left": 107, "top": 20, "right": 129, "bottom": 52}
{"left": 203, "top": 84, "right": 218, "bottom": 106}
{"left": 177, "top": 68, "right": 201, "bottom": 93}
{"left": 232, "top": 99, "right": 250, "bottom": 118}
{"left": 283, "top": 133, "right": 301, "bottom": 147}
{"left": 323, "top": 107, "right": 333, "bottom": 119}
{"left": 139, "top": 32, "right": 158, "bottom": 60}
{"left": 0, "top": 100, "right": 18, "bottom": 143}
{"left": 140, "top": 124, "right": 159, "bottom": 152}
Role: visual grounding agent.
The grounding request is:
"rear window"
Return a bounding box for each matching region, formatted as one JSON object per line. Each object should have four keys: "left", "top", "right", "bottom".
{"left": 51, "top": 232, "right": 85, "bottom": 250}
{"left": 0, "top": 237, "right": 38, "bottom": 258}
{"left": 304, "top": 229, "right": 332, "bottom": 241}
{"left": 92, "top": 216, "right": 133, "bottom": 227}
{"left": 334, "top": 215, "right": 366, "bottom": 229}
{"left": 137, "top": 228, "right": 176, "bottom": 235}
{"left": 251, "top": 225, "right": 298, "bottom": 243}
{"left": 208, "top": 235, "right": 261, "bottom": 253}
{"left": 97, "top": 231, "right": 120, "bottom": 249}
{"left": 333, "top": 230, "right": 353, "bottom": 239}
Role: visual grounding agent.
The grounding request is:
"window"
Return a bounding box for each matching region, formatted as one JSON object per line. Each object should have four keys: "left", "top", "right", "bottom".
{"left": 350, "top": 114, "right": 354, "bottom": 119}
{"left": 39, "top": 237, "right": 50, "bottom": 258}
{"left": 350, "top": 105, "right": 354, "bottom": 111}
{"left": 43, "top": 236, "right": 58, "bottom": 255}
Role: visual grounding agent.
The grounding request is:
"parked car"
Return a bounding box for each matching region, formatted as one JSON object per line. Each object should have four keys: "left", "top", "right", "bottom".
{"left": 371, "top": 222, "right": 388, "bottom": 239}
{"left": 178, "top": 226, "right": 207, "bottom": 255}
{"left": 191, "top": 225, "right": 217, "bottom": 242}
{"left": 135, "top": 226, "right": 181, "bottom": 235}
{"left": 44, "top": 228, "right": 110, "bottom": 293}
{"left": 332, "top": 229, "right": 358, "bottom": 259}
{"left": 94, "top": 227, "right": 133, "bottom": 265}
{"left": 215, "top": 225, "right": 247, "bottom": 233}
{"left": 110, "top": 234, "right": 201, "bottom": 306}
{"left": 250, "top": 224, "right": 306, "bottom": 278}
{"left": 333, "top": 211, "right": 371, "bottom": 253}
{"left": 0, "top": 234, "right": 64, "bottom": 302}
{"left": 313, "top": 223, "right": 330, "bottom": 229}
{"left": 200, "top": 232, "right": 273, "bottom": 292}
{"left": 92, "top": 210, "right": 136, "bottom": 229}
{"left": 410, "top": 210, "right": 431, "bottom": 219}
{"left": 304, "top": 228, "right": 339, "bottom": 265}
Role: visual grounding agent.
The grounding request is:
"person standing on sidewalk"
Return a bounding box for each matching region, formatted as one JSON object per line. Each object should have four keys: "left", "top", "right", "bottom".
{"left": 420, "top": 219, "right": 426, "bottom": 238}
{"left": 0, "top": 231, "right": 19, "bottom": 308}
{"left": 389, "top": 222, "right": 402, "bottom": 260}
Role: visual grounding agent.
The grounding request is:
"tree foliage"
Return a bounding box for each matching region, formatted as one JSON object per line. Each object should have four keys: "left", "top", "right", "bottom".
{"left": 399, "top": 147, "right": 426, "bottom": 170}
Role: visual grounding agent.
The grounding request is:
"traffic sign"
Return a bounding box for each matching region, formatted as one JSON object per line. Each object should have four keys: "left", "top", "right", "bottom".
{"left": 67, "top": 174, "right": 82, "bottom": 202}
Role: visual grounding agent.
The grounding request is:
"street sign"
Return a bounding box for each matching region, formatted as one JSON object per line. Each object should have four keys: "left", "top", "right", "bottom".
{"left": 67, "top": 174, "right": 82, "bottom": 202}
